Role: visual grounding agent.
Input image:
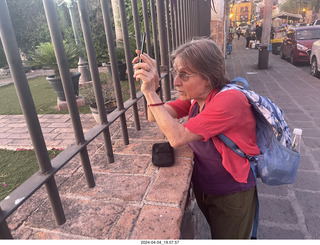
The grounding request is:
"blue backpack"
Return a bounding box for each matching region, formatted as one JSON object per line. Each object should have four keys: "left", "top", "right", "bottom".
{"left": 217, "top": 77, "right": 301, "bottom": 239}
{"left": 217, "top": 77, "right": 300, "bottom": 186}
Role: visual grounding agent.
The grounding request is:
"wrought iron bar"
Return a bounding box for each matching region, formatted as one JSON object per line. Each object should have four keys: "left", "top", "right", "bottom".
{"left": 170, "top": 0, "right": 176, "bottom": 50}
{"left": 141, "top": 0, "right": 152, "bottom": 56}
{"left": 77, "top": 0, "right": 114, "bottom": 163}
{"left": 0, "top": 207, "right": 12, "bottom": 239}
{"left": 131, "top": 0, "right": 141, "bottom": 49}
{"left": 147, "top": 0, "right": 163, "bottom": 102}
{"left": 165, "top": 0, "right": 173, "bottom": 89}
{"left": 118, "top": 0, "right": 141, "bottom": 131}
{"left": 156, "top": 0, "right": 171, "bottom": 101}
{"left": 150, "top": 0, "right": 160, "bottom": 73}
{"left": 177, "top": 0, "right": 182, "bottom": 46}
{"left": 43, "top": 0, "right": 95, "bottom": 188}
{"left": 100, "top": 0, "right": 129, "bottom": 145}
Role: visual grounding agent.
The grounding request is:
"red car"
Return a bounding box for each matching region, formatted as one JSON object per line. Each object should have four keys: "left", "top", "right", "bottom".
{"left": 280, "top": 26, "right": 320, "bottom": 65}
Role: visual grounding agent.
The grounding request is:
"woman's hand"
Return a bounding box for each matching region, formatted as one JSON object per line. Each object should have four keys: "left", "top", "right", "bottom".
{"left": 132, "top": 50, "right": 159, "bottom": 95}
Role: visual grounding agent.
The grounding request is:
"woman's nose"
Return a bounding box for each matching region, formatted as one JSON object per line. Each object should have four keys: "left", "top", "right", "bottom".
{"left": 173, "top": 76, "right": 182, "bottom": 86}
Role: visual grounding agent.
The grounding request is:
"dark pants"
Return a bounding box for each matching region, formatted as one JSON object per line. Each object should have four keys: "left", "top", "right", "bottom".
{"left": 194, "top": 186, "right": 257, "bottom": 239}
{"left": 246, "top": 37, "right": 251, "bottom": 48}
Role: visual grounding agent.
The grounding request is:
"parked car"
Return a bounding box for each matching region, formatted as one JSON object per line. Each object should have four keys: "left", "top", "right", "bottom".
{"left": 295, "top": 23, "right": 308, "bottom": 27}
{"left": 310, "top": 40, "right": 320, "bottom": 77}
{"left": 280, "top": 26, "right": 320, "bottom": 65}
{"left": 310, "top": 20, "right": 320, "bottom": 26}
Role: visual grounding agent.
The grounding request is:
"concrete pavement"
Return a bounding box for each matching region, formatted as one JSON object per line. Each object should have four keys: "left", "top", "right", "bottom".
{"left": 226, "top": 37, "right": 320, "bottom": 239}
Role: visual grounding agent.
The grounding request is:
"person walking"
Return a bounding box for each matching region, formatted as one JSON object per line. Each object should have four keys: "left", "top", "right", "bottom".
{"left": 245, "top": 27, "right": 251, "bottom": 49}
{"left": 236, "top": 27, "right": 241, "bottom": 40}
{"left": 133, "top": 37, "right": 259, "bottom": 239}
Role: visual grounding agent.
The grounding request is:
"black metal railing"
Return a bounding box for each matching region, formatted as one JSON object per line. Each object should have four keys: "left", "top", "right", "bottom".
{"left": 0, "top": 0, "right": 211, "bottom": 238}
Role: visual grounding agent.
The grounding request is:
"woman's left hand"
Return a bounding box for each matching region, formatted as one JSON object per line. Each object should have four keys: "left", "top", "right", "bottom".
{"left": 132, "top": 50, "right": 159, "bottom": 95}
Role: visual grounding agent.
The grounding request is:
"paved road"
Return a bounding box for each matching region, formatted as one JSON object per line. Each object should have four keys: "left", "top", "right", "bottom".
{"left": 226, "top": 37, "right": 320, "bottom": 239}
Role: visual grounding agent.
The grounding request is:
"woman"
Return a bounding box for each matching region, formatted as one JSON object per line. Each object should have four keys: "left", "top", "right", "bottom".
{"left": 133, "top": 38, "right": 260, "bottom": 239}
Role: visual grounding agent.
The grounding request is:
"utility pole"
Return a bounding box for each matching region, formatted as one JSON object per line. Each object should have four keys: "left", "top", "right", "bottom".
{"left": 258, "top": 0, "right": 272, "bottom": 69}
{"left": 261, "top": 0, "right": 272, "bottom": 47}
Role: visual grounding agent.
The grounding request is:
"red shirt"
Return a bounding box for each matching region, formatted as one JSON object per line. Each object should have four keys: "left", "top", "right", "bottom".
{"left": 167, "top": 88, "right": 260, "bottom": 183}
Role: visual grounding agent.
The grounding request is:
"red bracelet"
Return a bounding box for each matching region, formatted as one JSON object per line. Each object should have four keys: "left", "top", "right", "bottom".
{"left": 146, "top": 102, "right": 165, "bottom": 125}
{"left": 148, "top": 102, "right": 165, "bottom": 108}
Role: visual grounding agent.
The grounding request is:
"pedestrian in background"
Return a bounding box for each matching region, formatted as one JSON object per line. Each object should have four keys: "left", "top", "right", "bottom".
{"left": 245, "top": 27, "right": 251, "bottom": 49}
{"left": 236, "top": 27, "right": 241, "bottom": 40}
{"left": 255, "top": 24, "right": 262, "bottom": 43}
{"left": 133, "top": 37, "right": 259, "bottom": 239}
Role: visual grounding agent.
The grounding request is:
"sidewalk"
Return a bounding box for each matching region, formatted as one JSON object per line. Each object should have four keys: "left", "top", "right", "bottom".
{"left": 226, "top": 37, "right": 320, "bottom": 239}
{"left": 2, "top": 37, "right": 320, "bottom": 239}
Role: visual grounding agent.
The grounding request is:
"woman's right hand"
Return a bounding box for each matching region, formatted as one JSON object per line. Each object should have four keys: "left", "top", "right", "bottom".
{"left": 132, "top": 50, "right": 159, "bottom": 96}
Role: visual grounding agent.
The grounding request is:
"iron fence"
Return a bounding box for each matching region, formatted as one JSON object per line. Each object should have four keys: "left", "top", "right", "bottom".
{"left": 0, "top": 0, "right": 211, "bottom": 238}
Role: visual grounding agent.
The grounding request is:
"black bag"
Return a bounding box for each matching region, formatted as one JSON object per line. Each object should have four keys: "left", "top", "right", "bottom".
{"left": 152, "top": 142, "right": 175, "bottom": 167}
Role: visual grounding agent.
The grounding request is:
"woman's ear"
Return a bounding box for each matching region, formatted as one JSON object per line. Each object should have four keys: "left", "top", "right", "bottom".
{"left": 205, "top": 78, "right": 212, "bottom": 88}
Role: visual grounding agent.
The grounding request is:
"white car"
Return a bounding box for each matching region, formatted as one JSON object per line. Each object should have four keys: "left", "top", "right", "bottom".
{"left": 310, "top": 40, "right": 320, "bottom": 77}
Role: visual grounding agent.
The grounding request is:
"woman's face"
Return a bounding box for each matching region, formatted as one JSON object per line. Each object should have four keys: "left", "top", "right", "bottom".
{"left": 173, "top": 57, "right": 211, "bottom": 102}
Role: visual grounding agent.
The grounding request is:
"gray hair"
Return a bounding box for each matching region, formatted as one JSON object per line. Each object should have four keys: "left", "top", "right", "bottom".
{"left": 171, "top": 37, "right": 229, "bottom": 89}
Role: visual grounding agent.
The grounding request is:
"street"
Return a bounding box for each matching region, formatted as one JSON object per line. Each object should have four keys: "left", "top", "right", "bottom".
{"left": 226, "top": 37, "right": 320, "bottom": 239}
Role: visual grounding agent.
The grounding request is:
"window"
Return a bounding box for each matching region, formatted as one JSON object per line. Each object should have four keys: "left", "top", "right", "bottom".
{"left": 296, "top": 29, "right": 320, "bottom": 40}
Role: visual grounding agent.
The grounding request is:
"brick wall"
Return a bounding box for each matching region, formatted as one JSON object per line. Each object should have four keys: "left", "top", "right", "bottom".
{"left": 210, "top": 19, "right": 225, "bottom": 51}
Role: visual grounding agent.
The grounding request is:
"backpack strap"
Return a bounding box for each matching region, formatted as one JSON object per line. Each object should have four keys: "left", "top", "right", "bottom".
{"left": 230, "top": 77, "right": 249, "bottom": 90}
{"left": 217, "top": 134, "right": 259, "bottom": 239}
{"left": 217, "top": 134, "right": 255, "bottom": 161}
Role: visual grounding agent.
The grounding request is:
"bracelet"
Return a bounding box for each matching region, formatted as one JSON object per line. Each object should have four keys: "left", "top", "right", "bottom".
{"left": 148, "top": 102, "right": 165, "bottom": 108}
{"left": 146, "top": 102, "right": 165, "bottom": 125}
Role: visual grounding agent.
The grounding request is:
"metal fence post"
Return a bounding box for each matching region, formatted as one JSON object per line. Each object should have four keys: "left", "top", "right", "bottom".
{"left": 0, "top": 207, "right": 13, "bottom": 239}
{"left": 100, "top": 0, "right": 129, "bottom": 146}
{"left": 156, "top": 0, "right": 171, "bottom": 101}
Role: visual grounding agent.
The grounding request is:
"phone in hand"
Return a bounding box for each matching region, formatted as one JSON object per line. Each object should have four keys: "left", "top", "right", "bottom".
{"left": 139, "top": 32, "right": 146, "bottom": 63}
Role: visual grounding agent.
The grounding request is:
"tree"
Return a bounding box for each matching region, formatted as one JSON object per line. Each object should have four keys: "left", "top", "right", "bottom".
{"left": 7, "top": 0, "right": 51, "bottom": 56}
{"left": 111, "top": 0, "right": 124, "bottom": 47}
{"left": 280, "top": 0, "right": 319, "bottom": 14}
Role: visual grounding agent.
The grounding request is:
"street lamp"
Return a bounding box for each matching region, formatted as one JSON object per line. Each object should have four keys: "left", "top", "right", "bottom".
{"left": 301, "top": 8, "right": 306, "bottom": 22}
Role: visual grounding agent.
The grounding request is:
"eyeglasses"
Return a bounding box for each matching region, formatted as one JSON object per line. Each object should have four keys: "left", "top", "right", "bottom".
{"left": 170, "top": 70, "right": 196, "bottom": 81}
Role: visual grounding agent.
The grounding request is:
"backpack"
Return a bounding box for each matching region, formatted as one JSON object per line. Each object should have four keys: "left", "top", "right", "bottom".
{"left": 217, "top": 77, "right": 300, "bottom": 186}
{"left": 217, "top": 77, "right": 301, "bottom": 239}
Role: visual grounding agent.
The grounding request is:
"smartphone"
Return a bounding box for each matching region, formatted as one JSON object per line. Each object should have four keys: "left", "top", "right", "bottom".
{"left": 139, "top": 32, "right": 146, "bottom": 63}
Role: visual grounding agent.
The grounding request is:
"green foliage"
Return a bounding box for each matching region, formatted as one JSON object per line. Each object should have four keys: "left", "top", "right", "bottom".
{"left": 81, "top": 72, "right": 116, "bottom": 105}
{"left": 0, "top": 148, "right": 62, "bottom": 201}
{"left": 27, "top": 42, "right": 83, "bottom": 76}
{"left": 7, "top": 0, "right": 51, "bottom": 56}
{"left": 5, "top": 0, "right": 148, "bottom": 66}
{"left": 280, "top": 0, "right": 319, "bottom": 14}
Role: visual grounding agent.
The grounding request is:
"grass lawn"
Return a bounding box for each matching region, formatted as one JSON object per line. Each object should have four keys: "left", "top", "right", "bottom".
{"left": 0, "top": 75, "right": 137, "bottom": 115}
{"left": 0, "top": 148, "right": 61, "bottom": 201}
{"left": 0, "top": 76, "right": 91, "bottom": 115}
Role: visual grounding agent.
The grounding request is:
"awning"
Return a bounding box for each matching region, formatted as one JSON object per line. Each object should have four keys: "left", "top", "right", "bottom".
{"left": 272, "top": 11, "right": 303, "bottom": 21}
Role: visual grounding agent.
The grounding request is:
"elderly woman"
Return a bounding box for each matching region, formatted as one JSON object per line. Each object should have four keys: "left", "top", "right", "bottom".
{"left": 133, "top": 37, "right": 260, "bottom": 239}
